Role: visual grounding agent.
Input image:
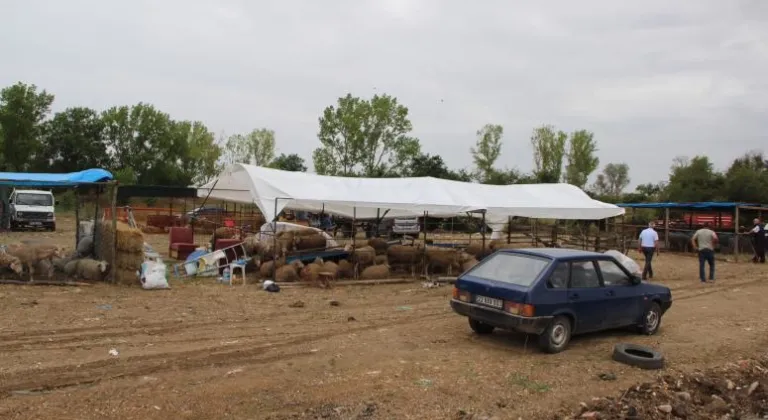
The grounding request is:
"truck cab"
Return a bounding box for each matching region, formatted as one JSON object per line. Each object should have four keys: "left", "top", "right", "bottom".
{"left": 9, "top": 189, "right": 56, "bottom": 231}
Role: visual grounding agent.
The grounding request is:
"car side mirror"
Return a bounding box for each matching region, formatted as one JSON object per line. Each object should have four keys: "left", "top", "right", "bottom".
{"left": 630, "top": 275, "right": 642, "bottom": 285}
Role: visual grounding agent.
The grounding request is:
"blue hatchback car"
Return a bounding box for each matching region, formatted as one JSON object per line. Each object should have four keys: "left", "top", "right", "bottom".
{"left": 451, "top": 248, "right": 673, "bottom": 353}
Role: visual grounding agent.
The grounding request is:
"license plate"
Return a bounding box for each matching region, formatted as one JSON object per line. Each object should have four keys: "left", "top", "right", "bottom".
{"left": 475, "top": 295, "right": 503, "bottom": 309}
{"left": 29, "top": 222, "right": 42, "bottom": 226}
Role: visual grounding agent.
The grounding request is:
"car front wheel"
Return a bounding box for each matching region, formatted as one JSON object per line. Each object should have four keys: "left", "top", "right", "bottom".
{"left": 639, "top": 302, "right": 662, "bottom": 335}
{"left": 469, "top": 318, "right": 494, "bottom": 334}
{"left": 538, "top": 316, "right": 572, "bottom": 354}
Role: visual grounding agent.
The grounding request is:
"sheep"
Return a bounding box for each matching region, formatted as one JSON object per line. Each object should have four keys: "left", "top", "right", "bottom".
{"left": 76, "top": 235, "right": 94, "bottom": 258}
{"left": 466, "top": 242, "right": 491, "bottom": 259}
{"left": 276, "top": 231, "right": 296, "bottom": 252}
{"left": 63, "top": 259, "right": 79, "bottom": 277}
{"left": 72, "top": 259, "right": 109, "bottom": 281}
{"left": 242, "top": 235, "right": 261, "bottom": 255}
{"left": 361, "top": 264, "right": 390, "bottom": 280}
{"left": 259, "top": 256, "right": 286, "bottom": 278}
{"left": 386, "top": 245, "right": 423, "bottom": 276}
{"left": 290, "top": 259, "right": 305, "bottom": 272}
{"left": 367, "top": 238, "right": 389, "bottom": 255}
{"left": 0, "top": 252, "right": 23, "bottom": 277}
{"left": 275, "top": 264, "right": 299, "bottom": 282}
{"left": 6, "top": 244, "right": 63, "bottom": 282}
{"left": 461, "top": 255, "right": 479, "bottom": 272}
{"left": 52, "top": 253, "right": 75, "bottom": 272}
{"left": 337, "top": 259, "right": 355, "bottom": 279}
{"left": 321, "top": 261, "right": 339, "bottom": 280}
{"left": 34, "top": 259, "right": 55, "bottom": 280}
{"left": 425, "top": 247, "right": 461, "bottom": 276}
{"left": 294, "top": 234, "right": 327, "bottom": 251}
{"left": 346, "top": 245, "right": 376, "bottom": 271}
{"left": 374, "top": 254, "right": 388, "bottom": 265}
{"left": 214, "top": 226, "right": 237, "bottom": 239}
{"left": 300, "top": 262, "right": 323, "bottom": 283}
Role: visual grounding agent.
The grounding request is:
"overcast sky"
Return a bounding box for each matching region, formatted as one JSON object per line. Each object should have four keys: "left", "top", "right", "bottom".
{"left": 2, "top": 0, "right": 767, "bottom": 188}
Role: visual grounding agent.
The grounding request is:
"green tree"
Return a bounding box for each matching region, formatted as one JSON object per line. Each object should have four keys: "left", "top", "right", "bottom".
{"left": 173, "top": 121, "right": 221, "bottom": 186}
{"left": 407, "top": 153, "right": 471, "bottom": 181}
{"left": 663, "top": 156, "right": 725, "bottom": 202}
{"left": 470, "top": 124, "right": 503, "bottom": 182}
{"left": 0, "top": 82, "right": 54, "bottom": 171}
{"left": 563, "top": 130, "right": 599, "bottom": 188}
{"left": 592, "top": 163, "right": 630, "bottom": 198}
{"left": 36, "top": 107, "right": 109, "bottom": 172}
{"left": 270, "top": 153, "right": 308, "bottom": 172}
{"left": 313, "top": 93, "right": 420, "bottom": 177}
{"left": 530, "top": 124, "right": 567, "bottom": 183}
{"left": 722, "top": 152, "right": 768, "bottom": 203}
{"left": 223, "top": 128, "right": 276, "bottom": 166}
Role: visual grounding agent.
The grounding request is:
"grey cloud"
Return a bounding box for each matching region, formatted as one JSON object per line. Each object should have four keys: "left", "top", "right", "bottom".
{"left": 1, "top": 0, "right": 767, "bottom": 188}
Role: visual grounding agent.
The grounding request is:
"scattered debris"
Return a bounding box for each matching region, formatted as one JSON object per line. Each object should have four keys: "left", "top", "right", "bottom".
{"left": 559, "top": 357, "right": 768, "bottom": 419}
{"left": 96, "top": 304, "right": 112, "bottom": 310}
{"left": 347, "top": 316, "right": 356, "bottom": 322}
{"left": 108, "top": 348, "right": 119, "bottom": 357}
{"left": 396, "top": 306, "right": 412, "bottom": 311}
{"left": 416, "top": 378, "right": 433, "bottom": 388}
{"left": 328, "top": 300, "right": 340, "bottom": 306}
{"left": 288, "top": 300, "right": 305, "bottom": 308}
{"left": 226, "top": 368, "right": 243, "bottom": 376}
{"left": 598, "top": 373, "right": 617, "bottom": 381}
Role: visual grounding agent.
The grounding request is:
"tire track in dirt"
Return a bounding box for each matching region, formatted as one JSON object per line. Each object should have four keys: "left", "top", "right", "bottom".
{"left": 0, "top": 298, "right": 450, "bottom": 351}
{"left": 0, "top": 308, "right": 448, "bottom": 396}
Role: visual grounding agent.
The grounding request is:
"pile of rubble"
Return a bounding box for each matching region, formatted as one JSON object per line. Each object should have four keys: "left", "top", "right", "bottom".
{"left": 557, "top": 356, "right": 768, "bottom": 419}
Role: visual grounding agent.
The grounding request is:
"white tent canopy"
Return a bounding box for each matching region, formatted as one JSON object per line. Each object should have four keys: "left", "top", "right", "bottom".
{"left": 197, "top": 164, "right": 624, "bottom": 225}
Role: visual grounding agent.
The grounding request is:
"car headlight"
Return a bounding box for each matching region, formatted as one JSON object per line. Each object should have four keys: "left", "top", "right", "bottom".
{"left": 47, "top": 213, "right": 54, "bottom": 218}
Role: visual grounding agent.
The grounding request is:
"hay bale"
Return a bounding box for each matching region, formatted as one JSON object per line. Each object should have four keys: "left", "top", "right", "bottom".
{"left": 116, "top": 252, "right": 144, "bottom": 270}
{"left": 115, "top": 222, "right": 144, "bottom": 252}
{"left": 114, "top": 267, "right": 140, "bottom": 285}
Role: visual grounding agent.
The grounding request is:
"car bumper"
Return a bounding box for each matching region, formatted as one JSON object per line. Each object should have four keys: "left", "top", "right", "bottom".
{"left": 450, "top": 299, "right": 553, "bottom": 335}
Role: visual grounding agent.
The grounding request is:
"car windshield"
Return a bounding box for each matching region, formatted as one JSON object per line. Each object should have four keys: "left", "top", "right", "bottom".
{"left": 465, "top": 252, "right": 551, "bottom": 287}
{"left": 16, "top": 193, "right": 53, "bottom": 206}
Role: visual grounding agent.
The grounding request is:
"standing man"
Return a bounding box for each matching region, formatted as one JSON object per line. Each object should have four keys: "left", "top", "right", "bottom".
{"left": 749, "top": 218, "right": 766, "bottom": 263}
{"left": 691, "top": 222, "right": 719, "bottom": 283}
{"left": 638, "top": 222, "right": 660, "bottom": 280}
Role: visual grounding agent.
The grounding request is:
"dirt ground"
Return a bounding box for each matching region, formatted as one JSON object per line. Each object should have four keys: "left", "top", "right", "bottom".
{"left": 2, "top": 216, "right": 768, "bottom": 419}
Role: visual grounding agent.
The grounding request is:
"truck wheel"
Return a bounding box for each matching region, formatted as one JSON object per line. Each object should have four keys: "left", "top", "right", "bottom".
{"left": 48, "top": 224, "right": 56, "bottom": 232}
{"left": 469, "top": 318, "right": 494, "bottom": 334}
{"left": 538, "top": 316, "right": 572, "bottom": 354}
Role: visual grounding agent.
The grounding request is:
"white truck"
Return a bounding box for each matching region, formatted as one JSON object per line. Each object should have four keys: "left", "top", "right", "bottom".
{"left": 8, "top": 189, "right": 57, "bottom": 231}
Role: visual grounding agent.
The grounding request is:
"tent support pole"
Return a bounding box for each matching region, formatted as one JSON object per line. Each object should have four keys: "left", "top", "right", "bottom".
{"left": 423, "top": 211, "right": 428, "bottom": 278}
{"left": 272, "top": 198, "right": 278, "bottom": 282}
{"left": 375, "top": 208, "right": 380, "bottom": 237}
{"left": 481, "top": 211, "right": 486, "bottom": 252}
{"left": 110, "top": 182, "right": 118, "bottom": 284}
{"left": 352, "top": 207, "right": 357, "bottom": 279}
{"left": 74, "top": 187, "right": 81, "bottom": 248}
{"left": 734, "top": 206, "right": 740, "bottom": 262}
{"left": 664, "top": 207, "right": 670, "bottom": 249}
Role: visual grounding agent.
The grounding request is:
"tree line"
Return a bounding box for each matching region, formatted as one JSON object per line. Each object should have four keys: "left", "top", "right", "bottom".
{"left": 1, "top": 82, "right": 766, "bottom": 204}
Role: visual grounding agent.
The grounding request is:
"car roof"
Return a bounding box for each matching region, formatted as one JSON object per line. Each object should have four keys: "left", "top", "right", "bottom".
{"left": 498, "top": 247, "right": 607, "bottom": 260}
{"left": 13, "top": 189, "right": 52, "bottom": 195}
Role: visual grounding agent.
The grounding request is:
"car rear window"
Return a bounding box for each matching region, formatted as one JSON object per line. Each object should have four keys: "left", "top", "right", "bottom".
{"left": 465, "top": 252, "right": 551, "bottom": 287}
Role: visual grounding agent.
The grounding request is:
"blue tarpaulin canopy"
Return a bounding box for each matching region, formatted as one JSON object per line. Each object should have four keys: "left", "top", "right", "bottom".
{"left": 616, "top": 202, "right": 760, "bottom": 210}
{"left": 0, "top": 168, "right": 114, "bottom": 187}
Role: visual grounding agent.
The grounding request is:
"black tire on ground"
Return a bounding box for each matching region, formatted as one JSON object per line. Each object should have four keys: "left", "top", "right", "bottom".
{"left": 469, "top": 318, "right": 494, "bottom": 334}
{"left": 538, "top": 315, "right": 572, "bottom": 354}
{"left": 639, "top": 302, "right": 662, "bottom": 335}
{"left": 612, "top": 343, "right": 665, "bottom": 370}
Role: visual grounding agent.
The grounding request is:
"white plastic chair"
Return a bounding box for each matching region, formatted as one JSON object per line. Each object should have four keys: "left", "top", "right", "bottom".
{"left": 228, "top": 259, "right": 248, "bottom": 286}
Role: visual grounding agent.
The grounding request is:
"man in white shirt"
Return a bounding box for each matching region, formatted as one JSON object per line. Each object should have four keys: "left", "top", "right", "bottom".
{"left": 749, "top": 218, "right": 766, "bottom": 263}
{"left": 637, "top": 222, "right": 660, "bottom": 280}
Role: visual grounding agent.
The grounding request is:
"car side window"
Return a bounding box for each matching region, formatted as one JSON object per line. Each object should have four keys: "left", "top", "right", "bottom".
{"left": 597, "top": 260, "right": 632, "bottom": 286}
{"left": 569, "top": 261, "right": 601, "bottom": 288}
{"left": 547, "top": 262, "right": 569, "bottom": 289}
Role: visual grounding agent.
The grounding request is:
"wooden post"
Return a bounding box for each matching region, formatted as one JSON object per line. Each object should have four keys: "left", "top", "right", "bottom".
{"left": 352, "top": 207, "right": 357, "bottom": 279}
{"left": 621, "top": 212, "right": 627, "bottom": 254}
{"left": 734, "top": 206, "right": 740, "bottom": 262}
{"left": 110, "top": 182, "right": 118, "bottom": 284}
{"left": 664, "top": 207, "right": 670, "bottom": 249}
{"left": 507, "top": 216, "right": 512, "bottom": 244}
{"left": 74, "top": 187, "right": 81, "bottom": 248}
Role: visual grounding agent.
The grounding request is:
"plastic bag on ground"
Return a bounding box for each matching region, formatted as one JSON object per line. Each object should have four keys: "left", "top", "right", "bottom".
{"left": 263, "top": 280, "right": 280, "bottom": 293}
{"left": 140, "top": 261, "right": 170, "bottom": 289}
{"left": 604, "top": 250, "right": 641, "bottom": 275}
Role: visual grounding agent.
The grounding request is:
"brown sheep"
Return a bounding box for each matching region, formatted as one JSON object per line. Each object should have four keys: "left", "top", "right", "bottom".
{"left": 321, "top": 261, "right": 339, "bottom": 280}
{"left": 337, "top": 259, "right": 354, "bottom": 279}
{"left": 34, "top": 259, "right": 55, "bottom": 280}
{"left": 465, "top": 242, "right": 491, "bottom": 258}
{"left": 290, "top": 259, "right": 305, "bottom": 272}
{"left": 386, "top": 245, "right": 423, "bottom": 276}
{"left": 361, "top": 264, "right": 390, "bottom": 280}
{"left": 6, "top": 244, "right": 63, "bottom": 282}
{"left": 300, "top": 262, "right": 323, "bottom": 283}
{"left": 275, "top": 264, "right": 299, "bottom": 282}
{"left": 294, "top": 228, "right": 319, "bottom": 237}
{"left": 295, "top": 234, "right": 327, "bottom": 251}
{"left": 367, "top": 238, "right": 389, "bottom": 255}
{"left": 425, "top": 247, "right": 461, "bottom": 276}
{"left": 347, "top": 245, "right": 375, "bottom": 268}
{"left": 276, "top": 231, "right": 296, "bottom": 252}
{"left": 242, "top": 235, "right": 261, "bottom": 255}
{"left": 0, "top": 252, "right": 23, "bottom": 277}
{"left": 259, "top": 256, "right": 286, "bottom": 278}
{"left": 374, "top": 255, "right": 388, "bottom": 265}
{"left": 461, "top": 257, "right": 479, "bottom": 272}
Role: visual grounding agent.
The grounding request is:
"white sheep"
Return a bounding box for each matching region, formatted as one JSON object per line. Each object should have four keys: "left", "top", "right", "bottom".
{"left": 65, "top": 258, "right": 109, "bottom": 281}
{"left": 0, "top": 252, "right": 23, "bottom": 278}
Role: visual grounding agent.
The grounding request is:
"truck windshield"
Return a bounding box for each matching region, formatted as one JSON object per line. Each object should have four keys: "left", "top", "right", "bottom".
{"left": 464, "top": 253, "right": 551, "bottom": 287}
{"left": 16, "top": 193, "right": 53, "bottom": 206}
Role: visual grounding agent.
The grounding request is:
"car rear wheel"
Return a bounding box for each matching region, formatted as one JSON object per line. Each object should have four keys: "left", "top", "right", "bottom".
{"left": 538, "top": 316, "right": 572, "bottom": 354}
{"left": 469, "top": 318, "right": 494, "bottom": 334}
{"left": 639, "top": 302, "right": 662, "bottom": 335}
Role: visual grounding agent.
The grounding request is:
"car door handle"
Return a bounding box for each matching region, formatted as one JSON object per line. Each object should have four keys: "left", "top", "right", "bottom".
{"left": 569, "top": 293, "right": 579, "bottom": 300}
{"left": 605, "top": 290, "right": 615, "bottom": 297}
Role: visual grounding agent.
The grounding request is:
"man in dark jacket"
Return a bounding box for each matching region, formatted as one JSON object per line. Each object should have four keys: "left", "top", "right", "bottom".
{"left": 750, "top": 218, "right": 766, "bottom": 263}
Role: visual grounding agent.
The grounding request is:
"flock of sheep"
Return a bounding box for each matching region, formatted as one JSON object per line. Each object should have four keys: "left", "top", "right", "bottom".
{"left": 0, "top": 240, "right": 109, "bottom": 283}
{"left": 242, "top": 228, "right": 519, "bottom": 283}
